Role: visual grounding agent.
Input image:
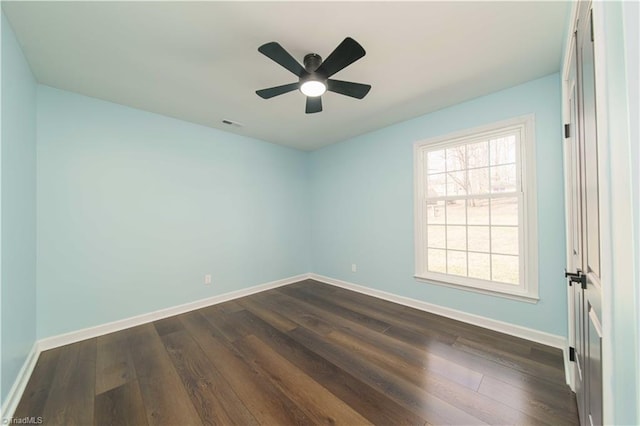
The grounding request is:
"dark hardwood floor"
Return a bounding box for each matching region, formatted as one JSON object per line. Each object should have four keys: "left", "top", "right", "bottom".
{"left": 14, "top": 279, "right": 579, "bottom": 425}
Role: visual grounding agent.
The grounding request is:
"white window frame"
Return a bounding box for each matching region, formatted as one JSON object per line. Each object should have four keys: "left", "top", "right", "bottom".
{"left": 414, "top": 114, "right": 539, "bottom": 302}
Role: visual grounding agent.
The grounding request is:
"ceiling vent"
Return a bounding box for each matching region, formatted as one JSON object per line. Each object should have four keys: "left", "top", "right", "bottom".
{"left": 221, "top": 119, "right": 244, "bottom": 128}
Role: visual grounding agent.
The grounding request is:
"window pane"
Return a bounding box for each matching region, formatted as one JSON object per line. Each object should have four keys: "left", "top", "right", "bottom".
{"left": 468, "top": 252, "right": 491, "bottom": 280}
{"left": 446, "top": 171, "right": 467, "bottom": 196}
{"left": 467, "top": 141, "right": 489, "bottom": 168}
{"left": 427, "top": 225, "right": 445, "bottom": 249}
{"left": 468, "top": 226, "right": 490, "bottom": 252}
{"left": 446, "top": 200, "right": 466, "bottom": 225}
{"left": 468, "top": 167, "right": 490, "bottom": 195}
{"left": 490, "top": 135, "right": 516, "bottom": 165}
{"left": 426, "top": 200, "right": 445, "bottom": 225}
{"left": 427, "top": 173, "right": 446, "bottom": 197}
{"left": 490, "top": 164, "right": 517, "bottom": 193}
{"left": 492, "top": 254, "right": 519, "bottom": 284}
{"left": 447, "top": 250, "right": 467, "bottom": 276}
{"left": 446, "top": 146, "right": 466, "bottom": 172}
{"left": 491, "top": 226, "right": 519, "bottom": 255}
{"left": 446, "top": 200, "right": 467, "bottom": 225}
{"left": 428, "top": 248, "right": 447, "bottom": 273}
{"left": 491, "top": 197, "right": 518, "bottom": 226}
{"left": 447, "top": 226, "right": 466, "bottom": 250}
{"left": 468, "top": 199, "right": 489, "bottom": 224}
{"left": 427, "top": 150, "right": 446, "bottom": 174}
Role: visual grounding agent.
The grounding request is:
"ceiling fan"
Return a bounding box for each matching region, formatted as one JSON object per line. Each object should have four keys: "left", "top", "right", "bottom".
{"left": 255, "top": 37, "right": 371, "bottom": 114}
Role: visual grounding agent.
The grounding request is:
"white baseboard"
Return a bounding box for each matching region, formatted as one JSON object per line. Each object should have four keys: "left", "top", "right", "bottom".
{"left": 38, "top": 273, "right": 310, "bottom": 351}
{"left": 310, "top": 273, "right": 568, "bottom": 350}
{"left": 1, "top": 342, "right": 39, "bottom": 422}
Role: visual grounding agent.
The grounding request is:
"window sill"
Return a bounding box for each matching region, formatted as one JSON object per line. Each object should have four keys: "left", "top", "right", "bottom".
{"left": 414, "top": 274, "right": 539, "bottom": 303}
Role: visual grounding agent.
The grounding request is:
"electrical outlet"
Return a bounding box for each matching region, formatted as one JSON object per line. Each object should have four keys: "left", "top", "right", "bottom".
{"left": 204, "top": 274, "right": 212, "bottom": 285}
{"left": 351, "top": 264, "right": 357, "bottom": 273}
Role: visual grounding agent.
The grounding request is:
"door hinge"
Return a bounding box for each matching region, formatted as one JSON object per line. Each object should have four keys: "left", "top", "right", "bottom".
{"left": 565, "top": 269, "right": 587, "bottom": 289}
{"left": 590, "top": 10, "right": 595, "bottom": 42}
{"left": 564, "top": 123, "right": 570, "bottom": 138}
{"left": 569, "top": 346, "right": 576, "bottom": 362}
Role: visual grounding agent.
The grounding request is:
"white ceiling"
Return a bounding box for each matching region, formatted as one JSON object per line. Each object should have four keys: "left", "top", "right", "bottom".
{"left": 3, "top": 1, "right": 569, "bottom": 151}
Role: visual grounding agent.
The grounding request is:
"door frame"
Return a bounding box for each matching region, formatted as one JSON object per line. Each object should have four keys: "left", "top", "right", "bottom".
{"left": 561, "top": 0, "right": 579, "bottom": 392}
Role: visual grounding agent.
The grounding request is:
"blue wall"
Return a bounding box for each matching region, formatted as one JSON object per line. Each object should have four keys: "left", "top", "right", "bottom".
{"left": 36, "top": 86, "right": 310, "bottom": 338}
{"left": 1, "top": 13, "right": 38, "bottom": 404}
{"left": 310, "top": 73, "right": 566, "bottom": 336}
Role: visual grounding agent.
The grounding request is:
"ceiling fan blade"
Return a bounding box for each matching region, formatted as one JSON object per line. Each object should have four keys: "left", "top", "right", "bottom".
{"left": 327, "top": 79, "right": 371, "bottom": 99}
{"left": 256, "top": 82, "right": 299, "bottom": 99}
{"left": 258, "top": 42, "right": 307, "bottom": 77}
{"left": 316, "top": 37, "right": 366, "bottom": 78}
{"left": 305, "top": 96, "right": 322, "bottom": 114}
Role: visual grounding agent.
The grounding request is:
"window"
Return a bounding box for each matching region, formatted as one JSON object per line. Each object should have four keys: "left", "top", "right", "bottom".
{"left": 414, "top": 115, "right": 538, "bottom": 302}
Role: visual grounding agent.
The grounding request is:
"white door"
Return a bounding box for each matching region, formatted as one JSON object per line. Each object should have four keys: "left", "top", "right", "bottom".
{"left": 566, "top": 3, "right": 603, "bottom": 425}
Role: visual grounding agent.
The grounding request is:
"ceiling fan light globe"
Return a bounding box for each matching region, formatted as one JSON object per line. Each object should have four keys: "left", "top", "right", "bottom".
{"left": 300, "top": 80, "right": 326, "bottom": 97}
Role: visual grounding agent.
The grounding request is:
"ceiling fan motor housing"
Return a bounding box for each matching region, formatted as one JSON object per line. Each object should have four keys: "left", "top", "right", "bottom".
{"left": 301, "top": 53, "right": 325, "bottom": 87}
{"left": 303, "top": 53, "right": 323, "bottom": 72}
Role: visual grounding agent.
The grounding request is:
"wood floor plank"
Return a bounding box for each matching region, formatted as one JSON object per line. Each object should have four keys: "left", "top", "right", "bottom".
{"left": 198, "top": 305, "right": 252, "bottom": 342}
{"left": 453, "top": 336, "right": 566, "bottom": 385}
{"left": 213, "top": 300, "right": 245, "bottom": 314}
{"left": 274, "top": 287, "right": 485, "bottom": 391}
{"left": 94, "top": 380, "right": 148, "bottom": 426}
{"left": 152, "top": 316, "right": 185, "bottom": 336}
{"left": 330, "top": 328, "right": 546, "bottom": 425}
{"left": 257, "top": 291, "right": 336, "bottom": 335}
{"left": 450, "top": 326, "right": 534, "bottom": 358}
{"left": 478, "top": 375, "right": 579, "bottom": 425}
{"left": 179, "top": 311, "right": 314, "bottom": 425}
{"left": 137, "top": 373, "right": 203, "bottom": 426}
{"left": 160, "top": 329, "right": 258, "bottom": 426}
{"left": 286, "top": 282, "right": 459, "bottom": 345}
{"left": 530, "top": 345, "right": 566, "bottom": 370}
{"left": 284, "top": 287, "right": 552, "bottom": 400}
{"left": 383, "top": 322, "right": 571, "bottom": 394}
{"left": 262, "top": 291, "right": 335, "bottom": 335}
{"left": 278, "top": 284, "right": 392, "bottom": 332}
{"left": 13, "top": 349, "right": 61, "bottom": 419}
{"left": 314, "top": 281, "right": 546, "bottom": 357}
{"left": 235, "top": 334, "right": 373, "bottom": 425}
{"left": 95, "top": 331, "right": 137, "bottom": 395}
{"left": 235, "top": 308, "right": 429, "bottom": 425}
{"left": 126, "top": 323, "right": 202, "bottom": 425}
{"left": 126, "top": 323, "right": 178, "bottom": 380}
{"left": 289, "top": 325, "right": 487, "bottom": 425}
{"left": 235, "top": 295, "right": 298, "bottom": 332}
{"left": 41, "top": 339, "right": 96, "bottom": 426}
{"left": 306, "top": 281, "right": 550, "bottom": 358}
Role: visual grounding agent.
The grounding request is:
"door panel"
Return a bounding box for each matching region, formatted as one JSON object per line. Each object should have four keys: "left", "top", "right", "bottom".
{"left": 574, "top": 285, "right": 585, "bottom": 415}
{"left": 587, "top": 305, "right": 603, "bottom": 426}
{"left": 579, "top": 8, "right": 601, "bottom": 280}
